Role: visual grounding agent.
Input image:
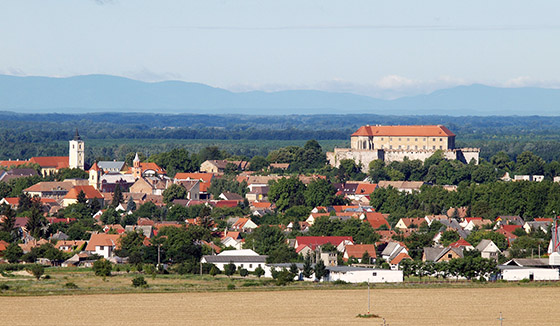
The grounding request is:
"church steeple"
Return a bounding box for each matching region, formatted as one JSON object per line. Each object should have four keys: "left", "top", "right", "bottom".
{"left": 74, "top": 128, "right": 81, "bottom": 141}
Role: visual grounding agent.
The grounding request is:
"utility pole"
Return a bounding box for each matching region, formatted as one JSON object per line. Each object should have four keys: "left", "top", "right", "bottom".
{"left": 497, "top": 312, "right": 505, "bottom": 326}
{"left": 367, "top": 278, "right": 371, "bottom": 314}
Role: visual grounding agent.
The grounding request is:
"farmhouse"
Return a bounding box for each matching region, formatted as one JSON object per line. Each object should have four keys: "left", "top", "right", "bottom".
{"left": 201, "top": 249, "right": 267, "bottom": 272}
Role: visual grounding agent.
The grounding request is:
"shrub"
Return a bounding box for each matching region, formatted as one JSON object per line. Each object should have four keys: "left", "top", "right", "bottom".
{"left": 227, "top": 283, "right": 235, "bottom": 290}
{"left": 272, "top": 268, "right": 295, "bottom": 286}
{"left": 0, "top": 283, "right": 9, "bottom": 291}
{"left": 93, "top": 259, "right": 112, "bottom": 277}
{"left": 253, "top": 266, "right": 265, "bottom": 278}
{"left": 239, "top": 268, "right": 249, "bottom": 277}
{"left": 132, "top": 276, "right": 148, "bottom": 288}
{"left": 224, "top": 263, "right": 236, "bottom": 277}
{"left": 333, "top": 280, "right": 348, "bottom": 285}
{"left": 29, "top": 264, "right": 44, "bottom": 280}
{"left": 209, "top": 265, "right": 219, "bottom": 276}
{"left": 64, "top": 282, "right": 79, "bottom": 289}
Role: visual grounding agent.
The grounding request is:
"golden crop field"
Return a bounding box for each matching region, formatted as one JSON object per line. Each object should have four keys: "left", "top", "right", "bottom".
{"left": 1, "top": 287, "right": 559, "bottom": 325}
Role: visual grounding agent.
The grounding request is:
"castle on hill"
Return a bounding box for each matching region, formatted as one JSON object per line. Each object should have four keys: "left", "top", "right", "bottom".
{"left": 327, "top": 125, "right": 480, "bottom": 171}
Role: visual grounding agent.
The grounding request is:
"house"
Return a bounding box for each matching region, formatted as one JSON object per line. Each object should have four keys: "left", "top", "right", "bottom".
{"left": 99, "top": 173, "right": 136, "bottom": 193}
{"left": 200, "top": 160, "right": 250, "bottom": 173}
{"left": 219, "top": 192, "right": 244, "bottom": 201}
{"left": 97, "top": 161, "right": 126, "bottom": 173}
{"left": 343, "top": 244, "right": 377, "bottom": 263}
{"left": 55, "top": 240, "right": 86, "bottom": 252}
{"left": 0, "top": 160, "right": 30, "bottom": 169}
{"left": 475, "top": 239, "right": 501, "bottom": 261}
{"left": 524, "top": 219, "right": 552, "bottom": 234}
{"left": 0, "top": 240, "right": 9, "bottom": 254}
{"left": 85, "top": 233, "right": 121, "bottom": 258}
{"left": 460, "top": 217, "right": 492, "bottom": 231}
{"left": 245, "top": 186, "right": 269, "bottom": 202}
{"left": 423, "top": 246, "right": 464, "bottom": 262}
{"left": 269, "top": 163, "right": 290, "bottom": 170}
{"left": 174, "top": 172, "right": 214, "bottom": 199}
{"left": 228, "top": 217, "right": 258, "bottom": 233}
{"left": 380, "top": 242, "right": 409, "bottom": 265}
{"left": 24, "top": 181, "right": 75, "bottom": 199}
{"left": 62, "top": 185, "right": 104, "bottom": 207}
{"left": 513, "top": 175, "right": 544, "bottom": 182}
{"left": 377, "top": 181, "right": 425, "bottom": 193}
{"left": 362, "top": 212, "right": 390, "bottom": 230}
{"left": 305, "top": 212, "right": 330, "bottom": 225}
{"left": 389, "top": 252, "right": 412, "bottom": 270}
{"left": 124, "top": 225, "right": 154, "bottom": 238}
{"left": 324, "top": 266, "right": 403, "bottom": 283}
{"left": 129, "top": 154, "right": 166, "bottom": 178}
{"left": 394, "top": 217, "right": 426, "bottom": 230}
{"left": 29, "top": 156, "right": 69, "bottom": 177}
{"left": 499, "top": 255, "right": 560, "bottom": 281}
{"left": 0, "top": 168, "right": 38, "bottom": 182}
{"left": 129, "top": 176, "right": 171, "bottom": 195}
{"left": 294, "top": 236, "right": 354, "bottom": 253}
{"left": 201, "top": 249, "right": 266, "bottom": 272}
{"left": 496, "top": 215, "right": 525, "bottom": 226}
{"left": 449, "top": 239, "right": 474, "bottom": 251}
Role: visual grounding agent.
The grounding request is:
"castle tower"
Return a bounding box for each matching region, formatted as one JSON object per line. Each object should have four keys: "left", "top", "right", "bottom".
{"left": 69, "top": 129, "right": 85, "bottom": 170}
{"left": 89, "top": 162, "right": 102, "bottom": 190}
{"left": 132, "top": 152, "right": 142, "bottom": 179}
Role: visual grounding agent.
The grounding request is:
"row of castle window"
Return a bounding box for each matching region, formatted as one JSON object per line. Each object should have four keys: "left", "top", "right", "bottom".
{"left": 379, "top": 137, "right": 444, "bottom": 142}
{"left": 382, "top": 145, "right": 443, "bottom": 150}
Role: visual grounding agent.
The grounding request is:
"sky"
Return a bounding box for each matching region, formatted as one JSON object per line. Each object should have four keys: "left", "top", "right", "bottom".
{"left": 1, "top": 0, "right": 560, "bottom": 99}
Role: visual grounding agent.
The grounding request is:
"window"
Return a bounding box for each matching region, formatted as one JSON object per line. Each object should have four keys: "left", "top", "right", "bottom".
{"left": 439, "top": 138, "right": 442, "bottom": 142}
{"left": 398, "top": 138, "right": 401, "bottom": 141}
{"left": 389, "top": 145, "right": 393, "bottom": 149}
{"left": 240, "top": 264, "right": 243, "bottom": 268}
{"left": 433, "top": 146, "right": 436, "bottom": 149}
{"left": 433, "top": 138, "right": 436, "bottom": 141}
{"left": 398, "top": 145, "right": 401, "bottom": 149}
{"left": 423, "top": 146, "right": 426, "bottom": 149}
{"left": 258, "top": 264, "right": 261, "bottom": 267}
{"left": 407, "top": 145, "right": 410, "bottom": 149}
{"left": 415, "top": 138, "right": 418, "bottom": 141}
{"left": 372, "top": 272, "right": 377, "bottom": 276}
{"left": 99, "top": 246, "right": 104, "bottom": 250}
{"left": 249, "top": 264, "right": 252, "bottom": 268}
{"left": 407, "top": 138, "right": 410, "bottom": 141}
{"left": 439, "top": 146, "right": 442, "bottom": 149}
{"left": 423, "top": 138, "right": 426, "bottom": 141}
{"left": 415, "top": 145, "right": 418, "bottom": 149}
{"left": 447, "top": 254, "right": 452, "bottom": 259}
{"left": 381, "top": 138, "right": 383, "bottom": 141}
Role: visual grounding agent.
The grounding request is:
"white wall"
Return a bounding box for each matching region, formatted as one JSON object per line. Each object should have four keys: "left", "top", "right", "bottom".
{"left": 326, "top": 269, "right": 403, "bottom": 283}
{"left": 501, "top": 268, "right": 559, "bottom": 281}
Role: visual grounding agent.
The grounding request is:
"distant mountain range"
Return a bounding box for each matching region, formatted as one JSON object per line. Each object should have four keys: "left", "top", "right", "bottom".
{"left": 1, "top": 74, "right": 559, "bottom": 115}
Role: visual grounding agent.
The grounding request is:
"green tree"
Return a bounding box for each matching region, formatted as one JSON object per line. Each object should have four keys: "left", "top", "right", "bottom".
{"left": 361, "top": 251, "right": 371, "bottom": 264}
{"left": 29, "top": 264, "right": 44, "bottom": 280}
{"left": 268, "top": 177, "right": 306, "bottom": 211}
{"left": 440, "top": 230, "right": 460, "bottom": 247}
{"left": 304, "top": 178, "right": 336, "bottom": 207}
{"left": 126, "top": 196, "right": 137, "bottom": 212}
{"left": 93, "top": 259, "right": 112, "bottom": 277}
{"left": 3, "top": 242, "right": 23, "bottom": 263}
{"left": 224, "top": 262, "right": 236, "bottom": 277}
{"left": 314, "top": 259, "right": 327, "bottom": 281}
{"left": 243, "top": 225, "right": 286, "bottom": 255}
{"left": 249, "top": 155, "right": 269, "bottom": 171}
{"left": 337, "top": 159, "right": 364, "bottom": 182}
{"left": 77, "top": 190, "right": 87, "bottom": 204}
{"left": 111, "top": 184, "right": 124, "bottom": 208}
{"left": 0, "top": 204, "right": 16, "bottom": 236}
{"left": 302, "top": 253, "right": 313, "bottom": 278}
{"left": 162, "top": 184, "right": 188, "bottom": 205}
{"left": 239, "top": 268, "right": 249, "bottom": 277}
{"left": 26, "top": 207, "right": 47, "bottom": 239}
{"left": 253, "top": 266, "right": 265, "bottom": 278}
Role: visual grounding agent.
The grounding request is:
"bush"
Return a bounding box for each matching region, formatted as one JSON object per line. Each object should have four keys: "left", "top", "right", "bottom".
{"left": 209, "top": 265, "right": 219, "bottom": 276}
{"left": 253, "top": 266, "right": 265, "bottom": 278}
{"left": 333, "top": 280, "right": 348, "bottom": 285}
{"left": 29, "top": 264, "right": 44, "bottom": 280}
{"left": 0, "top": 283, "right": 9, "bottom": 291}
{"left": 272, "top": 268, "right": 295, "bottom": 286}
{"left": 132, "top": 276, "right": 148, "bottom": 288}
{"left": 93, "top": 259, "right": 112, "bottom": 277}
{"left": 227, "top": 283, "right": 236, "bottom": 290}
{"left": 64, "top": 282, "right": 79, "bottom": 289}
{"left": 239, "top": 268, "right": 249, "bottom": 277}
{"left": 224, "top": 263, "right": 236, "bottom": 277}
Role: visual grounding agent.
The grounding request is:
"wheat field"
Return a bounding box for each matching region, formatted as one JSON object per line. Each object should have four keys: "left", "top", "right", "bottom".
{"left": 1, "top": 287, "right": 558, "bottom": 325}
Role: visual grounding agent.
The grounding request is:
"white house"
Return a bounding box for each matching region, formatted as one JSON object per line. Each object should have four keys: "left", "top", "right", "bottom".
{"left": 325, "top": 266, "right": 403, "bottom": 283}
{"left": 201, "top": 249, "right": 267, "bottom": 272}
{"left": 498, "top": 266, "right": 559, "bottom": 281}
{"left": 84, "top": 233, "right": 120, "bottom": 259}
{"left": 475, "top": 239, "right": 501, "bottom": 261}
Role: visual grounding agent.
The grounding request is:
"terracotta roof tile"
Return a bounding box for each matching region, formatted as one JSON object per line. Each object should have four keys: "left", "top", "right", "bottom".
{"left": 351, "top": 125, "right": 455, "bottom": 137}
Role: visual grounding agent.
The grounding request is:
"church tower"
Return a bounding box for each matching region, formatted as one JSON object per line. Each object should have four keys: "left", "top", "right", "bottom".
{"left": 132, "top": 152, "right": 142, "bottom": 179}
{"left": 89, "top": 162, "right": 102, "bottom": 190}
{"left": 69, "top": 129, "right": 85, "bottom": 170}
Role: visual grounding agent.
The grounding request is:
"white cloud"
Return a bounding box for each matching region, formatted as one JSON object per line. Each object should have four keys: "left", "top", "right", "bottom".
{"left": 502, "top": 76, "right": 560, "bottom": 89}
{"left": 122, "top": 68, "right": 182, "bottom": 82}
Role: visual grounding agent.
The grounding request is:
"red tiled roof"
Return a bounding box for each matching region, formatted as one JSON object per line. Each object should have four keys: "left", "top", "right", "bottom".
{"left": 222, "top": 231, "right": 241, "bottom": 240}
{"left": 345, "top": 244, "right": 377, "bottom": 259}
{"left": 390, "top": 252, "right": 412, "bottom": 265}
{"left": 64, "top": 185, "right": 103, "bottom": 200}
{"left": 29, "top": 156, "right": 69, "bottom": 169}
{"left": 296, "top": 236, "right": 353, "bottom": 247}
{"left": 534, "top": 218, "right": 553, "bottom": 222}
{"left": 364, "top": 212, "right": 390, "bottom": 229}
{"left": 351, "top": 125, "right": 455, "bottom": 137}
{"left": 0, "top": 160, "right": 30, "bottom": 168}
{"left": 214, "top": 200, "right": 238, "bottom": 208}
{"left": 0, "top": 240, "right": 9, "bottom": 251}
{"left": 251, "top": 202, "right": 272, "bottom": 209}
{"left": 502, "top": 225, "right": 522, "bottom": 233}
{"left": 355, "top": 183, "right": 377, "bottom": 195}
{"left": 89, "top": 162, "right": 100, "bottom": 172}
{"left": 85, "top": 233, "right": 121, "bottom": 251}
{"left": 449, "top": 239, "right": 472, "bottom": 248}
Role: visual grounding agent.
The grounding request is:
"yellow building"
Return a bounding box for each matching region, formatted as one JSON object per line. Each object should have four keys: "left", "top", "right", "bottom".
{"left": 351, "top": 125, "right": 456, "bottom": 151}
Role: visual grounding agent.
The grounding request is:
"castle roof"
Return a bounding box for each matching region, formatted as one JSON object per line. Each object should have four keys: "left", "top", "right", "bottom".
{"left": 351, "top": 125, "right": 455, "bottom": 137}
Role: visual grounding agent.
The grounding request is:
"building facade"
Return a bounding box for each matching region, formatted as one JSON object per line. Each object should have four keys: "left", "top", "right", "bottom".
{"left": 327, "top": 125, "right": 480, "bottom": 171}
{"left": 69, "top": 129, "right": 85, "bottom": 170}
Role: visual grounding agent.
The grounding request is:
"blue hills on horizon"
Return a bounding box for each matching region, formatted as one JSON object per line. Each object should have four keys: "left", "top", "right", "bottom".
{"left": 0, "top": 74, "right": 559, "bottom": 116}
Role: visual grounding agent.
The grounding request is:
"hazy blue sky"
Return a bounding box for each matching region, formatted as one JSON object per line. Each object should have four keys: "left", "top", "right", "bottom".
{"left": 1, "top": 1, "right": 559, "bottom": 98}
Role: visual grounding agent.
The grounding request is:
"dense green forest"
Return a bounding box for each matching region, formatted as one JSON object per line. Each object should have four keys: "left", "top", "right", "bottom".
{"left": 4, "top": 112, "right": 560, "bottom": 162}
